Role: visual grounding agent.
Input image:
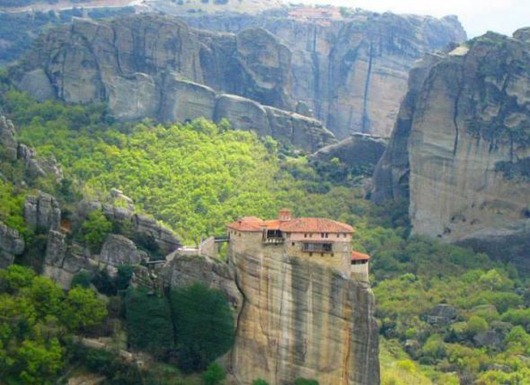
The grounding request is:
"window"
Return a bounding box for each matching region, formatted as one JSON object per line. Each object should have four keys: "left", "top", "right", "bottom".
{"left": 304, "top": 234, "right": 307, "bottom": 238}
{"left": 291, "top": 242, "right": 295, "bottom": 246}
{"left": 337, "top": 234, "right": 340, "bottom": 238}
{"left": 302, "top": 243, "right": 333, "bottom": 253}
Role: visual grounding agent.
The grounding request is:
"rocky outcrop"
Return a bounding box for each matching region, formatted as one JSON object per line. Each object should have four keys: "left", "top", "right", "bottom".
{"left": 372, "top": 29, "right": 530, "bottom": 266}
{"left": 0, "top": 115, "right": 63, "bottom": 180}
{"left": 0, "top": 115, "right": 18, "bottom": 161}
{"left": 14, "top": 15, "right": 335, "bottom": 151}
{"left": 181, "top": 8, "right": 466, "bottom": 138}
{"left": 99, "top": 234, "right": 147, "bottom": 266}
{"left": 131, "top": 214, "right": 180, "bottom": 256}
{"left": 229, "top": 247, "right": 379, "bottom": 385}
{"left": 312, "top": 134, "right": 386, "bottom": 166}
{"left": 0, "top": 221, "right": 25, "bottom": 268}
{"left": 24, "top": 192, "right": 61, "bottom": 232}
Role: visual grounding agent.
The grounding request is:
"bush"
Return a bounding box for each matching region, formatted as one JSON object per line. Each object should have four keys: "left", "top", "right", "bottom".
{"left": 252, "top": 380, "right": 269, "bottom": 385}
{"left": 81, "top": 210, "right": 112, "bottom": 253}
{"left": 71, "top": 271, "right": 92, "bottom": 288}
{"left": 202, "top": 362, "right": 226, "bottom": 385}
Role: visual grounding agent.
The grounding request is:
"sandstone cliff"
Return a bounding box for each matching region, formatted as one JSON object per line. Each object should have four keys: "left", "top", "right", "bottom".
{"left": 229, "top": 242, "right": 379, "bottom": 385}
{"left": 372, "top": 29, "right": 530, "bottom": 266}
{"left": 14, "top": 15, "right": 336, "bottom": 152}
{"left": 181, "top": 8, "right": 466, "bottom": 138}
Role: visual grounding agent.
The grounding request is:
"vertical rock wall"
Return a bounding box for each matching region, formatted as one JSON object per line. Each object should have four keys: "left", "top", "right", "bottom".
{"left": 182, "top": 10, "right": 466, "bottom": 138}
{"left": 229, "top": 233, "right": 379, "bottom": 385}
{"left": 372, "top": 29, "right": 530, "bottom": 267}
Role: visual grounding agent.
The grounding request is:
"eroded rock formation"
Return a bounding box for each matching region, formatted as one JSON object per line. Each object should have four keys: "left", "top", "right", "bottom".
{"left": 0, "top": 221, "right": 25, "bottom": 268}
{"left": 181, "top": 9, "right": 466, "bottom": 137}
{"left": 372, "top": 29, "right": 530, "bottom": 267}
{"left": 14, "top": 15, "right": 335, "bottom": 152}
{"left": 229, "top": 243, "right": 379, "bottom": 385}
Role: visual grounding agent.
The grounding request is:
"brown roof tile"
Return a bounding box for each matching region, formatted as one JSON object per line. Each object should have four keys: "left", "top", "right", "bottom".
{"left": 227, "top": 216, "right": 354, "bottom": 234}
{"left": 352, "top": 251, "right": 371, "bottom": 261}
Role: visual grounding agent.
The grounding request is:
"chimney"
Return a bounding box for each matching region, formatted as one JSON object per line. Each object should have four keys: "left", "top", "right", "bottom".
{"left": 278, "top": 208, "right": 292, "bottom": 221}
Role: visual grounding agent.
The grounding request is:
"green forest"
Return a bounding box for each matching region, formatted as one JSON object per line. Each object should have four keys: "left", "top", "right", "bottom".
{"left": 0, "top": 86, "right": 529, "bottom": 385}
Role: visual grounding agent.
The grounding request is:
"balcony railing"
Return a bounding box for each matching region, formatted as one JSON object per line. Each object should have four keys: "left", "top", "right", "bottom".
{"left": 263, "top": 237, "right": 285, "bottom": 244}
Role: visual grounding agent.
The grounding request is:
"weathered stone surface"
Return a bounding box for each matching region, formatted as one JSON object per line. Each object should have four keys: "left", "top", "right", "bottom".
{"left": 424, "top": 304, "right": 458, "bottom": 326}
{"left": 0, "top": 221, "right": 25, "bottom": 268}
{"left": 182, "top": 10, "right": 466, "bottom": 138}
{"left": 132, "top": 214, "right": 180, "bottom": 256}
{"left": 15, "top": 15, "right": 335, "bottom": 151}
{"left": 160, "top": 76, "right": 216, "bottom": 123}
{"left": 1, "top": 114, "right": 62, "bottom": 180}
{"left": 0, "top": 115, "right": 18, "bottom": 161}
{"left": 372, "top": 32, "right": 530, "bottom": 267}
{"left": 513, "top": 27, "right": 530, "bottom": 43}
{"left": 229, "top": 247, "right": 379, "bottom": 385}
{"left": 17, "top": 143, "right": 63, "bottom": 181}
{"left": 24, "top": 191, "right": 61, "bottom": 232}
{"left": 45, "top": 230, "right": 67, "bottom": 268}
{"left": 474, "top": 329, "right": 504, "bottom": 350}
{"left": 99, "top": 234, "right": 147, "bottom": 266}
{"left": 17, "top": 69, "right": 55, "bottom": 102}
{"left": 215, "top": 94, "right": 271, "bottom": 136}
{"left": 234, "top": 28, "right": 293, "bottom": 109}
{"left": 162, "top": 253, "right": 243, "bottom": 311}
{"left": 312, "top": 133, "right": 387, "bottom": 166}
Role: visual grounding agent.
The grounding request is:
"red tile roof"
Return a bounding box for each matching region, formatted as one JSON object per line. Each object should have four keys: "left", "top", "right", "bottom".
{"left": 352, "top": 251, "right": 370, "bottom": 261}
{"left": 227, "top": 215, "right": 354, "bottom": 234}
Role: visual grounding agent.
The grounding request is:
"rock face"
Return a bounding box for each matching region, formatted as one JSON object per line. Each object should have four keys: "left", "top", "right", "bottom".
{"left": 14, "top": 15, "right": 336, "bottom": 152}
{"left": 12, "top": 10, "right": 466, "bottom": 144}
{"left": 181, "top": 9, "right": 466, "bottom": 137}
{"left": 99, "top": 234, "right": 147, "bottom": 266}
{"left": 24, "top": 192, "right": 61, "bottom": 232}
{"left": 0, "top": 221, "right": 25, "bottom": 268}
{"left": 229, "top": 242, "right": 379, "bottom": 385}
{"left": 372, "top": 30, "right": 530, "bottom": 267}
{"left": 1, "top": 115, "right": 63, "bottom": 181}
{"left": 131, "top": 214, "right": 180, "bottom": 256}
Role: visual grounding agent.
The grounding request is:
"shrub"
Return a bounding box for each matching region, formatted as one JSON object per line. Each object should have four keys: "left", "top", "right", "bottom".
{"left": 202, "top": 362, "right": 226, "bottom": 385}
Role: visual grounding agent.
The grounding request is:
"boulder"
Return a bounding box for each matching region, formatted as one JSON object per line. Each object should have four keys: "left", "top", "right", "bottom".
{"left": 424, "top": 304, "right": 458, "bottom": 326}
{"left": 132, "top": 214, "right": 181, "bottom": 256}
{"left": 99, "top": 234, "right": 147, "bottom": 266}
{"left": 474, "top": 329, "right": 504, "bottom": 350}
{"left": 214, "top": 94, "right": 271, "bottom": 136}
{"left": 312, "top": 133, "right": 387, "bottom": 165}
